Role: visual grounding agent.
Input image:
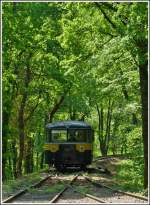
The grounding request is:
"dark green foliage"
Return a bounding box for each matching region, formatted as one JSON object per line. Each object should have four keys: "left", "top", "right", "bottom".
{"left": 2, "top": 2, "right": 148, "bottom": 191}
{"left": 113, "top": 159, "right": 145, "bottom": 193}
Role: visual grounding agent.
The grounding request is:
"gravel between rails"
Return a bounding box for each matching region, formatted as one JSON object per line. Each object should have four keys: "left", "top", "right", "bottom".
{"left": 50, "top": 175, "right": 106, "bottom": 203}
{"left": 2, "top": 174, "right": 51, "bottom": 203}
{"left": 55, "top": 188, "right": 104, "bottom": 204}
{"left": 87, "top": 184, "right": 148, "bottom": 203}
{"left": 10, "top": 174, "right": 79, "bottom": 204}
{"left": 2, "top": 172, "right": 50, "bottom": 201}
{"left": 82, "top": 175, "right": 148, "bottom": 204}
{"left": 10, "top": 177, "right": 61, "bottom": 203}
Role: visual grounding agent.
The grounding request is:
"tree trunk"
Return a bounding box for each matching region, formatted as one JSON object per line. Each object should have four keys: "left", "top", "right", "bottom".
{"left": 70, "top": 109, "right": 76, "bottom": 120}
{"left": 17, "top": 64, "right": 30, "bottom": 177}
{"left": 111, "top": 116, "right": 119, "bottom": 155}
{"left": 49, "top": 95, "right": 65, "bottom": 123}
{"left": 2, "top": 90, "right": 17, "bottom": 180}
{"left": 105, "top": 100, "right": 113, "bottom": 152}
{"left": 49, "top": 87, "right": 71, "bottom": 123}
{"left": 100, "top": 107, "right": 104, "bottom": 138}
{"left": 96, "top": 100, "right": 113, "bottom": 156}
{"left": 2, "top": 111, "right": 9, "bottom": 181}
{"left": 25, "top": 137, "right": 34, "bottom": 174}
{"left": 30, "top": 139, "right": 34, "bottom": 172}
{"left": 96, "top": 103, "right": 101, "bottom": 144}
{"left": 69, "top": 104, "right": 77, "bottom": 120}
{"left": 12, "top": 140, "right": 17, "bottom": 178}
{"left": 139, "top": 61, "right": 148, "bottom": 189}
{"left": 105, "top": 99, "right": 111, "bottom": 152}
{"left": 17, "top": 94, "right": 26, "bottom": 177}
{"left": 8, "top": 156, "right": 13, "bottom": 178}
{"left": 40, "top": 152, "right": 44, "bottom": 169}
{"left": 96, "top": 103, "right": 106, "bottom": 156}
{"left": 136, "top": 38, "right": 148, "bottom": 189}
{"left": 100, "top": 143, "right": 107, "bottom": 156}
{"left": 36, "top": 152, "right": 39, "bottom": 171}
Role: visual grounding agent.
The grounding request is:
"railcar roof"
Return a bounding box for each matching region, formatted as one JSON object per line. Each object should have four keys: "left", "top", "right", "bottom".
{"left": 46, "top": 120, "right": 92, "bottom": 129}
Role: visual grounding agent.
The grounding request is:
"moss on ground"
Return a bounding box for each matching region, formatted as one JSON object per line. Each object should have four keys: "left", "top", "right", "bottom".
{"left": 76, "top": 185, "right": 90, "bottom": 194}
{"left": 28, "top": 184, "right": 65, "bottom": 194}
{"left": 2, "top": 170, "right": 47, "bottom": 199}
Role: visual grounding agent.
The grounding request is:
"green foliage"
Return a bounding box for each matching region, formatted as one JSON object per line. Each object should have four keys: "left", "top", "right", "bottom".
{"left": 75, "top": 185, "right": 90, "bottom": 194}
{"left": 113, "top": 159, "right": 145, "bottom": 194}
{"left": 2, "top": 1, "right": 147, "bottom": 191}
{"left": 28, "top": 184, "right": 65, "bottom": 194}
{"left": 2, "top": 171, "right": 43, "bottom": 197}
{"left": 127, "top": 127, "right": 143, "bottom": 156}
{"left": 93, "top": 134, "right": 101, "bottom": 158}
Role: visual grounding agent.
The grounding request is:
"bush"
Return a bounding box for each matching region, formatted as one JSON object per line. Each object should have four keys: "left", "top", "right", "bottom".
{"left": 114, "top": 159, "right": 145, "bottom": 194}
{"left": 127, "top": 127, "right": 143, "bottom": 156}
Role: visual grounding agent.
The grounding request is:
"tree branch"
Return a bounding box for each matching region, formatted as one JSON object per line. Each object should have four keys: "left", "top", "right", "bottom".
{"left": 95, "top": 3, "right": 117, "bottom": 30}
{"left": 25, "top": 99, "right": 41, "bottom": 122}
{"left": 48, "top": 86, "right": 72, "bottom": 123}
{"left": 102, "top": 3, "right": 117, "bottom": 12}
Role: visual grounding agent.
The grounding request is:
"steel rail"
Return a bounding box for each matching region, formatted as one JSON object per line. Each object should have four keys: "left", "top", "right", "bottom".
{"left": 2, "top": 175, "right": 51, "bottom": 203}
{"left": 50, "top": 173, "right": 107, "bottom": 203}
{"left": 67, "top": 184, "right": 107, "bottom": 203}
{"left": 83, "top": 175, "right": 148, "bottom": 202}
{"left": 50, "top": 174, "right": 79, "bottom": 203}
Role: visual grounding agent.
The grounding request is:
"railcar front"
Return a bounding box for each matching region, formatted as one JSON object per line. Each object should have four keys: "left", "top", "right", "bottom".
{"left": 44, "top": 121, "right": 94, "bottom": 171}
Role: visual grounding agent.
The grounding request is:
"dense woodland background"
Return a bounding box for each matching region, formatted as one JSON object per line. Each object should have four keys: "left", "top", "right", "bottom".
{"left": 2, "top": 2, "right": 148, "bottom": 191}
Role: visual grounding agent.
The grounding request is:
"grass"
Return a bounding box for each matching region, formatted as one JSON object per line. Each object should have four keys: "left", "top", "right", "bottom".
{"left": 112, "top": 159, "right": 148, "bottom": 196}
{"left": 3, "top": 168, "right": 65, "bottom": 199}
{"left": 28, "top": 184, "right": 65, "bottom": 194}
{"left": 2, "top": 170, "right": 45, "bottom": 198}
{"left": 74, "top": 185, "right": 90, "bottom": 194}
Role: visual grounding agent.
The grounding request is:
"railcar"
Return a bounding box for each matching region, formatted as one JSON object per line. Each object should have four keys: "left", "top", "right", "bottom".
{"left": 44, "top": 120, "right": 94, "bottom": 171}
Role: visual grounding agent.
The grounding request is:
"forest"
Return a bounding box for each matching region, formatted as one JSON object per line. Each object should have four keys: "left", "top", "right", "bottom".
{"left": 2, "top": 1, "right": 148, "bottom": 195}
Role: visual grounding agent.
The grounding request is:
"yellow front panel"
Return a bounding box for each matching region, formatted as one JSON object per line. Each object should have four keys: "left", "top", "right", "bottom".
{"left": 76, "top": 144, "right": 92, "bottom": 152}
{"left": 44, "top": 144, "right": 59, "bottom": 152}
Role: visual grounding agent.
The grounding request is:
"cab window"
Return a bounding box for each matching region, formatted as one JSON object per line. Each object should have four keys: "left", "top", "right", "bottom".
{"left": 68, "top": 129, "right": 89, "bottom": 142}
{"left": 51, "top": 130, "right": 67, "bottom": 142}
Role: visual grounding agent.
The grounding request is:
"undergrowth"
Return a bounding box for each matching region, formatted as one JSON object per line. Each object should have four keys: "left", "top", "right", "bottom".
{"left": 28, "top": 184, "right": 65, "bottom": 194}
{"left": 113, "top": 159, "right": 148, "bottom": 196}
{"left": 2, "top": 171, "right": 45, "bottom": 198}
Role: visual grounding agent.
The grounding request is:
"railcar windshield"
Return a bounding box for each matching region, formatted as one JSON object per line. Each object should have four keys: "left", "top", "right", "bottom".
{"left": 68, "top": 129, "right": 90, "bottom": 142}
{"left": 51, "top": 130, "right": 67, "bottom": 142}
{"left": 47, "top": 128, "right": 92, "bottom": 142}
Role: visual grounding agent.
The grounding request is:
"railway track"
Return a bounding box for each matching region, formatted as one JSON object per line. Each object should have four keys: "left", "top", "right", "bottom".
{"left": 2, "top": 171, "right": 148, "bottom": 204}
{"left": 50, "top": 173, "right": 107, "bottom": 203}
{"left": 82, "top": 175, "right": 148, "bottom": 203}
{"left": 2, "top": 175, "right": 51, "bottom": 203}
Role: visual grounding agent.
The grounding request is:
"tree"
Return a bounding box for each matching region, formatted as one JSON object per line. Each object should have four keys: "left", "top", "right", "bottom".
{"left": 94, "top": 2, "right": 148, "bottom": 188}
{"left": 2, "top": 2, "right": 148, "bottom": 190}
